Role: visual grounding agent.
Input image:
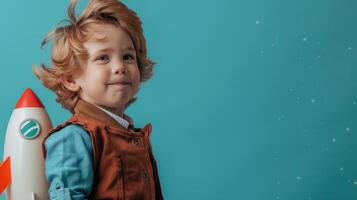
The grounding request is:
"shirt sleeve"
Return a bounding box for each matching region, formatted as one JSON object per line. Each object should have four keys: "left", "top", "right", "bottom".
{"left": 44, "top": 124, "right": 94, "bottom": 200}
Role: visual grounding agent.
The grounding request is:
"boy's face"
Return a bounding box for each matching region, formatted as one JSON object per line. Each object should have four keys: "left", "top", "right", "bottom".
{"left": 73, "top": 23, "right": 140, "bottom": 115}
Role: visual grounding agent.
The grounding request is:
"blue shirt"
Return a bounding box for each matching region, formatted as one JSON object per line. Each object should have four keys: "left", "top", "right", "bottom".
{"left": 44, "top": 124, "right": 94, "bottom": 200}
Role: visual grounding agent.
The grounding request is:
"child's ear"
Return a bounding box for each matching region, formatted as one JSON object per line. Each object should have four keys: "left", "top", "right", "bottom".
{"left": 62, "top": 77, "right": 80, "bottom": 92}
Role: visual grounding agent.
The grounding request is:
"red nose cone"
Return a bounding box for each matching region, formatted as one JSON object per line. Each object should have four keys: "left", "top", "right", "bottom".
{"left": 15, "top": 88, "right": 44, "bottom": 108}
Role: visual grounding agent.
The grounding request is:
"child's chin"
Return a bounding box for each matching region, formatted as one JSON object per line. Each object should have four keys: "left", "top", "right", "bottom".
{"left": 106, "top": 98, "right": 129, "bottom": 107}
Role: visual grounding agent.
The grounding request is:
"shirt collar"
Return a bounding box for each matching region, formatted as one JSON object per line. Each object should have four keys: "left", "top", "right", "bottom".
{"left": 95, "top": 105, "right": 130, "bottom": 129}
{"left": 73, "top": 99, "right": 134, "bottom": 130}
{"left": 73, "top": 99, "right": 152, "bottom": 136}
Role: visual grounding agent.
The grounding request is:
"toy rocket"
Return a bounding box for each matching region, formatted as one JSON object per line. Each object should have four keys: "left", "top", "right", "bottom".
{"left": 0, "top": 88, "right": 52, "bottom": 199}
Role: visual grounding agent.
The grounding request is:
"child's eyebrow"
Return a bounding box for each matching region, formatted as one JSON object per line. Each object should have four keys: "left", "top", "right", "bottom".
{"left": 123, "top": 46, "right": 136, "bottom": 52}
{"left": 94, "top": 47, "right": 114, "bottom": 54}
{"left": 92, "top": 46, "right": 136, "bottom": 57}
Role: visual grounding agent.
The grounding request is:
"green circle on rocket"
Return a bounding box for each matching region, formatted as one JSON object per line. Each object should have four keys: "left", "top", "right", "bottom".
{"left": 20, "top": 119, "right": 41, "bottom": 139}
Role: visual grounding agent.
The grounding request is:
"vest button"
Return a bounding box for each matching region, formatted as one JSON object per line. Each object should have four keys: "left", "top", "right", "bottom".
{"left": 141, "top": 171, "right": 148, "bottom": 180}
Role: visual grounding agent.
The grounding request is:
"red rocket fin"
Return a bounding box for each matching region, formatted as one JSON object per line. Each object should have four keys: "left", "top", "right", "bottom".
{"left": 0, "top": 157, "right": 11, "bottom": 194}
{"left": 15, "top": 88, "right": 44, "bottom": 108}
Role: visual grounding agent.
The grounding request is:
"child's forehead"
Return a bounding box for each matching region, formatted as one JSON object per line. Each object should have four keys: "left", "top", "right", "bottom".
{"left": 86, "top": 24, "right": 112, "bottom": 40}
{"left": 85, "top": 23, "right": 123, "bottom": 42}
{"left": 92, "top": 32, "right": 107, "bottom": 40}
{"left": 82, "top": 24, "right": 135, "bottom": 53}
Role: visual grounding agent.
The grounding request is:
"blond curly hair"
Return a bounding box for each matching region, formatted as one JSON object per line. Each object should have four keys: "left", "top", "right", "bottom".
{"left": 34, "top": 0, "right": 154, "bottom": 113}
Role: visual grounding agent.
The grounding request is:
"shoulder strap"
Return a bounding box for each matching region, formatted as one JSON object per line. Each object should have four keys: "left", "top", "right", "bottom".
{"left": 42, "top": 114, "right": 100, "bottom": 173}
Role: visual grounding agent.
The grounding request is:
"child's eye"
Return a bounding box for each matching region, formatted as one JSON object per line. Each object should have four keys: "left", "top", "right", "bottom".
{"left": 95, "top": 54, "right": 110, "bottom": 62}
{"left": 123, "top": 53, "right": 135, "bottom": 61}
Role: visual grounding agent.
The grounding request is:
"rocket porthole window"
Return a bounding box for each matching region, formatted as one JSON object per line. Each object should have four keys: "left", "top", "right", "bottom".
{"left": 19, "top": 119, "right": 41, "bottom": 140}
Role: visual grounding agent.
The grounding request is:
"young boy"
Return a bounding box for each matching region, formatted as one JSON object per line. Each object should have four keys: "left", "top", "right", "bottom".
{"left": 33, "top": 0, "right": 164, "bottom": 199}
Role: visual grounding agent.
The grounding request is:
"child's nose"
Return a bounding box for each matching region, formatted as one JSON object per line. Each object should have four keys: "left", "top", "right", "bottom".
{"left": 113, "top": 61, "right": 127, "bottom": 74}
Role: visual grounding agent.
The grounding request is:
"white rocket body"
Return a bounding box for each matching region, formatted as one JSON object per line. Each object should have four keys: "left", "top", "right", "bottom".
{"left": 3, "top": 89, "right": 52, "bottom": 200}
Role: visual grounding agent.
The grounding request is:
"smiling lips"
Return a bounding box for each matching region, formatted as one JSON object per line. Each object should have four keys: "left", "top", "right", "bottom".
{"left": 107, "top": 80, "right": 131, "bottom": 87}
{"left": 109, "top": 81, "right": 130, "bottom": 85}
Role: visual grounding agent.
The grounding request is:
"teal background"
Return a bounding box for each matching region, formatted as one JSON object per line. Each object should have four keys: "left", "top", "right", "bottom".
{"left": 1, "top": 0, "right": 357, "bottom": 199}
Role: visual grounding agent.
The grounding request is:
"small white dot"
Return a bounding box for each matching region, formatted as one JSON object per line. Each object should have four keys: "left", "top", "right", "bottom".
{"left": 276, "top": 196, "right": 280, "bottom": 200}
{"left": 317, "top": 55, "right": 321, "bottom": 59}
{"left": 278, "top": 114, "right": 285, "bottom": 120}
{"left": 348, "top": 46, "right": 352, "bottom": 50}
{"left": 346, "top": 127, "right": 351, "bottom": 132}
{"left": 340, "top": 167, "right": 344, "bottom": 171}
{"left": 255, "top": 20, "right": 260, "bottom": 25}
{"left": 302, "top": 37, "right": 307, "bottom": 42}
{"left": 297, "top": 176, "right": 301, "bottom": 180}
{"left": 277, "top": 180, "right": 280, "bottom": 185}
{"left": 353, "top": 101, "right": 356, "bottom": 105}
{"left": 311, "top": 99, "right": 315, "bottom": 103}
{"left": 332, "top": 138, "right": 336, "bottom": 142}
{"left": 353, "top": 180, "right": 357, "bottom": 185}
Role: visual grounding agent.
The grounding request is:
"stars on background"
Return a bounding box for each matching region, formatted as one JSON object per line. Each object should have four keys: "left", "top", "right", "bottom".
{"left": 253, "top": 22, "right": 357, "bottom": 198}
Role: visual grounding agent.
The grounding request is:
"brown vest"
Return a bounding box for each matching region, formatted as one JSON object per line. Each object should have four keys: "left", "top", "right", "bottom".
{"left": 43, "top": 99, "right": 164, "bottom": 200}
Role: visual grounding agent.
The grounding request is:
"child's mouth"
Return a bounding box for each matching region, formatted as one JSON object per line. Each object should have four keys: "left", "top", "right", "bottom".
{"left": 107, "top": 81, "right": 131, "bottom": 88}
{"left": 107, "top": 80, "right": 131, "bottom": 85}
